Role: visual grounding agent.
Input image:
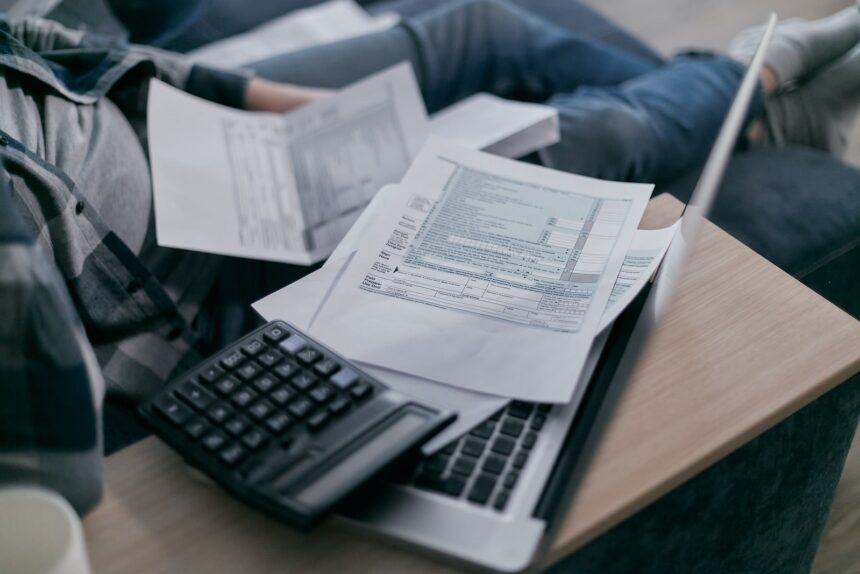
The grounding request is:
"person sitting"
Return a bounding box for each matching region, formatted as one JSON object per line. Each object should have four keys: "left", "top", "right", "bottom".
{"left": 1, "top": 0, "right": 858, "bottom": 515}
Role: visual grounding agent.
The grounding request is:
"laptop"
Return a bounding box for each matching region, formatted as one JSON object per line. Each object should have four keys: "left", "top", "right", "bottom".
{"left": 338, "top": 15, "right": 778, "bottom": 573}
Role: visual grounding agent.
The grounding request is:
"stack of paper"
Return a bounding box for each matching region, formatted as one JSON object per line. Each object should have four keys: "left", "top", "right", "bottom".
{"left": 148, "top": 63, "right": 561, "bottom": 265}
{"left": 189, "top": 0, "right": 400, "bottom": 69}
{"left": 253, "top": 138, "right": 678, "bottom": 451}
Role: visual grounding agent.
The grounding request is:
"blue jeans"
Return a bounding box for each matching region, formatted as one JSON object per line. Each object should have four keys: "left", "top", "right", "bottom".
{"left": 250, "top": 0, "right": 761, "bottom": 183}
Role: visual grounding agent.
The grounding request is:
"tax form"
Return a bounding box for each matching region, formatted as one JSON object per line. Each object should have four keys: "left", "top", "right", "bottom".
{"left": 310, "top": 139, "right": 653, "bottom": 402}
{"left": 148, "top": 63, "right": 427, "bottom": 264}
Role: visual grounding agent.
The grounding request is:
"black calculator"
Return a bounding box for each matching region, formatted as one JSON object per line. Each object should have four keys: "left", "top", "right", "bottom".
{"left": 139, "top": 320, "right": 455, "bottom": 530}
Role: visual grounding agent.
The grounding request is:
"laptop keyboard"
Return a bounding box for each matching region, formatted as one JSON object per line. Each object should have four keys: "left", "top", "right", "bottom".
{"left": 409, "top": 401, "right": 553, "bottom": 512}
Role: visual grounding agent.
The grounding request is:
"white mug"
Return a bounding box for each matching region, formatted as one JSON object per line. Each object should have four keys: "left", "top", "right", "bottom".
{"left": 0, "top": 486, "right": 92, "bottom": 574}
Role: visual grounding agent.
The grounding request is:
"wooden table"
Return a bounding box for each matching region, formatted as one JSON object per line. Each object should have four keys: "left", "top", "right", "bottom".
{"left": 83, "top": 195, "right": 860, "bottom": 573}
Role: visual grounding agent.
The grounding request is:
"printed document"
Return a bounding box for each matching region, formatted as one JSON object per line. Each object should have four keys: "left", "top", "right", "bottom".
{"left": 310, "top": 139, "right": 653, "bottom": 402}
{"left": 189, "top": 0, "right": 399, "bottom": 69}
{"left": 429, "top": 93, "right": 560, "bottom": 159}
{"left": 148, "top": 63, "right": 428, "bottom": 264}
{"left": 598, "top": 223, "right": 679, "bottom": 331}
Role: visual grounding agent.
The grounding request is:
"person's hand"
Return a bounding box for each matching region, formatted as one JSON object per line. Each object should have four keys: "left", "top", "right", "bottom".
{"left": 244, "top": 77, "right": 333, "bottom": 113}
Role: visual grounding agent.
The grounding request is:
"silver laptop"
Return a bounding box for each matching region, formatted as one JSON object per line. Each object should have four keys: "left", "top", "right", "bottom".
{"left": 338, "top": 16, "right": 777, "bottom": 572}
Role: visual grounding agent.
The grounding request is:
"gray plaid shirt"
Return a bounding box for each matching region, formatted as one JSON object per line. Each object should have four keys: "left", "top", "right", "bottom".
{"left": 0, "top": 16, "right": 249, "bottom": 514}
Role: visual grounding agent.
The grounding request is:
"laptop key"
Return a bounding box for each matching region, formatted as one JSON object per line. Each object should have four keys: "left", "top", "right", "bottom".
{"left": 467, "top": 474, "right": 497, "bottom": 505}
{"left": 482, "top": 455, "right": 506, "bottom": 475}
{"left": 513, "top": 450, "right": 529, "bottom": 470}
{"left": 462, "top": 438, "right": 487, "bottom": 458}
{"left": 451, "top": 455, "right": 477, "bottom": 477}
{"left": 443, "top": 476, "right": 467, "bottom": 497}
{"left": 469, "top": 420, "right": 495, "bottom": 439}
{"left": 424, "top": 454, "right": 450, "bottom": 475}
{"left": 500, "top": 418, "right": 525, "bottom": 438}
{"left": 503, "top": 470, "right": 519, "bottom": 489}
{"left": 522, "top": 431, "right": 538, "bottom": 450}
{"left": 491, "top": 436, "right": 515, "bottom": 456}
{"left": 493, "top": 490, "right": 510, "bottom": 511}
{"left": 508, "top": 401, "right": 534, "bottom": 420}
{"left": 531, "top": 415, "right": 546, "bottom": 430}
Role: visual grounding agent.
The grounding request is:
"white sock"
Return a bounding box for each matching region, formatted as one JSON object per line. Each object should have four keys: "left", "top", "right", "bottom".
{"left": 730, "top": 7, "right": 860, "bottom": 87}
{"left": 762, "top": 44, "right": 860, "bottom": 156}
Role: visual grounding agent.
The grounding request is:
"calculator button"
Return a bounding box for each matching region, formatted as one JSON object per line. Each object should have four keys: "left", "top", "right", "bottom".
{"left": 269, "top": 386, "right": 294, "bottom": 406}
{"left": 279, "top": 335, "right": 307, "bottom": 356}
{"left": 242, "top": 339, "right": 265, "bottom": 357}
{"left": 291, "top": 371, "right": 317, "bottom": 392}
{"left": 330, "top": 368, "right": 358, "bottom": 390}
{"left": 214, "top": 375, "right": 240, "bottom": 396}
{"left": 296, "top": 348, "right": 320, "bottom": 365}
{"left": 252, "top": 373, "right": 278, "bottom": 394}
{"left": 220, "top": 349, "right": 245, "bottom": 371}
{"left": 265, "top": 412, "right": 292, "bottom": 434}
{"left": 309, "top": 384, "right": 334, "bottom": 404}
{"left": 236, "top": 360, "right": 263, "bottom": 382}
{"left": 328, "top": 396, "right": 350, "bottom": 416}
{"left": 224, "top": 416, "right": 251, "bottom": 437}
{"left": 177, "top": 380, "right": 215, "bottom": 411}
{"left": 263, "top": 325, "right": 289, "bottom": 344}
{"left": 199, "top": 365, "right": 225, "bottom": 385}
{"left": 154, "top": 395, "right": 192, "bottom": 425}
{"left": 184, "top": 417, "right": 210, "bottom": 439}
{"left": 257, "top": 350, "right": 284, "bottom": 368}
{"left": 206, "top": 402, "right": 233, "bottom": 424}
{"left": 241, "top": 429, "right": 267, "bottom": 451}
{"left": 219, "top": 443, "right": 246, "bottom": 467}
{"left": 287, "top": 397, "right": 314, "bottom": 419}
{"left": 273, "top": 361, "right": 299, "bottom": 380}
{"left": 350, "top": 382, "right": 373, "bottom": 402}
{"left": 202, "top": 431, "right": 226, "bottom": 452}
{"left": 313, "top": 358, "right": 340, "bottom": 377}
{"left": 248, "top": 399, "right": 275, "bottom": 421}
{"left": 307, "top": 410, "right": 331, "bottom": 431}
{"left": 231, "top": 387, "right": 258, "bottom": 408}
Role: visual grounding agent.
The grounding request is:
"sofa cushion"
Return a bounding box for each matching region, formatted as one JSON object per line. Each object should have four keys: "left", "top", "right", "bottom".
{"left": 660, "top": 147, "right": 860, "bottom": 319}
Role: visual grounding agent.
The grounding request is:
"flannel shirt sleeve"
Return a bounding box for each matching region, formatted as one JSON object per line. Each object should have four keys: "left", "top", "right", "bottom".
{"left": 7, "top": 16, "right": 250, "bottom": 109}
{"left": 0, "top": 171, "right": 105, "bottom": 516}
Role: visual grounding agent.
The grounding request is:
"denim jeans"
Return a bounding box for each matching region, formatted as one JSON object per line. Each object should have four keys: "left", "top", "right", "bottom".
{"left": 250, "top": 0, "right": 762, "bottom": 183}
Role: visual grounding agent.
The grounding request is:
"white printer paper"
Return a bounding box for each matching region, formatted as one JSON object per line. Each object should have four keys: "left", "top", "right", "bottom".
{"left": 148, "top": 63, "right": 428, "bottom": 264}
{"left": 311, "top": 139, "right": 652, "bottom": 402}
{"left": 429, "top": 93, "right": 560, "bottom": 159}
{"left": 189, "top": 0, "right": 399, "bottom": 69}
{"left": 598, "top": 223, "right": 679, "bottom": 332}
